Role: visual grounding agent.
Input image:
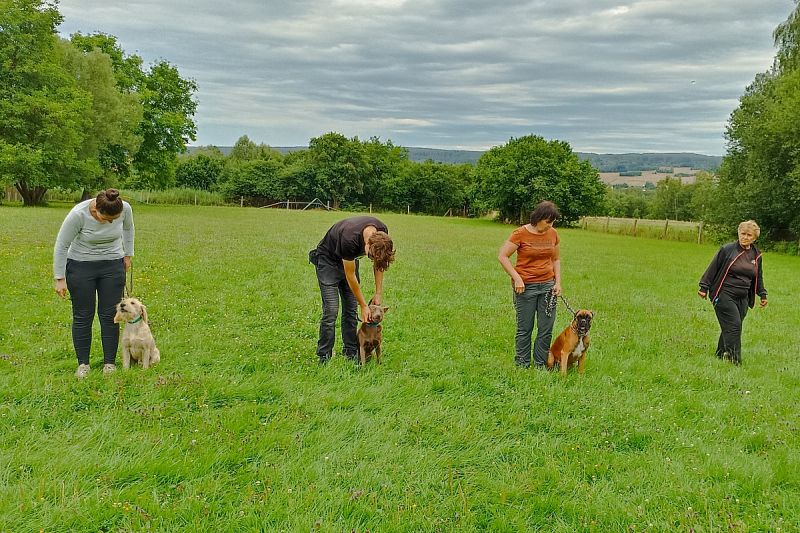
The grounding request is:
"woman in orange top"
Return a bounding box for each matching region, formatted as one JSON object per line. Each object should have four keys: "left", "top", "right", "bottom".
{"left": 498, "top": 201, "right": 562, "bottom": 368}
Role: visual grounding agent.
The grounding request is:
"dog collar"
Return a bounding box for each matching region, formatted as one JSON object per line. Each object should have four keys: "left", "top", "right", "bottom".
{"left": 365, "top": 322, "right": 380, "bottom": 327}
{"left": 127, "top": 316, "right": 143, "bottom": 324}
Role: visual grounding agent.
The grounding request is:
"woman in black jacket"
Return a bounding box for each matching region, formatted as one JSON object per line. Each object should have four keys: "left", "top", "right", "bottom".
{"left": 698, "top": 220, "right": 768, "bottom": 365}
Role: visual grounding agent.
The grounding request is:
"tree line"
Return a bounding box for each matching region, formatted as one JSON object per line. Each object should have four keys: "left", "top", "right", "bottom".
{"left": 175, "top": 134, "right": 606, "bottom": 221}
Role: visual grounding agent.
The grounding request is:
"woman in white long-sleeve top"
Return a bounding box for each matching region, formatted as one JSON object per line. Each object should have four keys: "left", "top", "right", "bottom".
{"left": 53, "top": 188, "right": 134, "bottom": 378}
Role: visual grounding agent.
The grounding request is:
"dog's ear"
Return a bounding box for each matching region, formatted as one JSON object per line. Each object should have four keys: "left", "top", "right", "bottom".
{"left": 141, "top": 304, "right": 149, "bottom": 323}
{"left": 382, "top": 306, "right": 389, "bottom": 313}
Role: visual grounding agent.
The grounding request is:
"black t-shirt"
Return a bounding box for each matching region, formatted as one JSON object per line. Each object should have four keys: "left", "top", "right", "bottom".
{"left": 316, "top": 216, "right": 388, "bottom": 262}
{"left": 724, "top": 247, "right": 757, "bottom": 291}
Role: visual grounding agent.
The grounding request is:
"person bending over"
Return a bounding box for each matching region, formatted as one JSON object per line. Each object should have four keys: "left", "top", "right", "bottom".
{"left": 309, "top": 216, "right": 395, "bottom": 364}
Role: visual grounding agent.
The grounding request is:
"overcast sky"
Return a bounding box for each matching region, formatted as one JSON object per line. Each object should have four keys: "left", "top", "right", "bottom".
{"left": 57, "top": 0, "right": 794, "bottom": 155}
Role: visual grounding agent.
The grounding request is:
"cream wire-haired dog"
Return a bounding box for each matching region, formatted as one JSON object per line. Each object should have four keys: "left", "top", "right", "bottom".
{"left": 114, "top": 297, "right": 161, "bottom": 369}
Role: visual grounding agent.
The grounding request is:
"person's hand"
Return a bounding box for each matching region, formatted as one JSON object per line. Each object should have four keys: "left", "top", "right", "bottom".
{"left": 760, "top": 298, "right": 768, "bottom": 308}
{"left": 371, "top": 294, "right": 381, "bottom": 306}
{"left": 361, "top": 306, "right": 371, "bottom": 324}
{"left": 697, "top": 290, "right": 707, "bottom": 299}
{"left": 513, "top": 277, "right": 525, "bottom": 294}
{"left": 552, "top": 283, "right": 562, "bottom": 296}
{"left": 123, "top": 256, "right": 132, "bottom": 272}
{"left": 54, "top": 278, "right": 68, "bottom": 299}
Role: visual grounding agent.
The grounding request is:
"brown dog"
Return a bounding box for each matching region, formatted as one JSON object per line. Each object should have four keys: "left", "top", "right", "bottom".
{"left": 357, "top": 303, "right": 389, "bottom": 365}
{"left": 547, "top": 310, "right": 593, "bottom": 375}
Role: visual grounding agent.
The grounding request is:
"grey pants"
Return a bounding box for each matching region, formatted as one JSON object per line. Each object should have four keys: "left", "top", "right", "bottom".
{"left": 514, "top": 281, "right": 556, "bottom": 367}
{"left": 65, "top": 258, "right": 126, "bottom": 365}
{"left": 310, "top": 249, "right": 359, "bottom": 362}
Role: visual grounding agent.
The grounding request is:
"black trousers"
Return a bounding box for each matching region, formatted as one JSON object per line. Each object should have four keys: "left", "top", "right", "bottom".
{"left": 309, "top": 250, "right": 359, "bottom": 362}
{"left": 713, "top": 287, "right": 749, "bottom": 365}
{"left": 65, "top": 259, "right": 126, "bottom": 365}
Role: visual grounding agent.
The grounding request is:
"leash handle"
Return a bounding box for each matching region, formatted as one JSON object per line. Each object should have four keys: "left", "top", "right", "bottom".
{"left": 123, "top": 262, "right": 133, "bottom": 298}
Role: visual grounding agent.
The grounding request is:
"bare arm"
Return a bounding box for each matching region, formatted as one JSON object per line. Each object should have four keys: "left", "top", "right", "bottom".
{"left": 343, "top": 259, "right": 370, "bottom": 322}
{"left": 498, "top": 240, "right": 525, "bottom": 294}
{"left": 552, "top": 244, "right": 562, "bottom": 295}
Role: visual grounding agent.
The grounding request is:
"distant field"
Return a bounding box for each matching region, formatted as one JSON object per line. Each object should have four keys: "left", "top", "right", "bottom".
{"left": 1, "top": 205, "right": 798, "bottom": 531}
{"left": 599, "top": 167, "right": 701, "bottom": 186}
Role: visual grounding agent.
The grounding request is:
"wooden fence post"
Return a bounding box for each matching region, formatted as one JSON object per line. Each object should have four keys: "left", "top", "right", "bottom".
{"left": 369, "top": 203, "right": 372, "bottom": 213}
{"left": 240, "top": 196, "right": 244, "bottom": 208}
{"left": 632, "top": 218, "right": 638, "bottom": 237}
{"left": 407, "top": 205, "right": 410, "bottom": 214}
{"left": 698, "top": 221, "right": 704, "bottom": 244}
{"left": 605, "top": 216, "right": 610, "bottom": 233}
{"left": 663, "top": 219, "right": 669, "bottom": 239}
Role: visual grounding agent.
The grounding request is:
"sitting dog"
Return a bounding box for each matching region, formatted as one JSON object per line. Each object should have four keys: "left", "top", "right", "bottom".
{"left": 547, "top": 310, "right": 593, "bottom": 375}
{"left": 357, "top": 303, "right": 389, "bottom": 365}
{"left": 113, "top": 297, "right": 161, "bottom": 370}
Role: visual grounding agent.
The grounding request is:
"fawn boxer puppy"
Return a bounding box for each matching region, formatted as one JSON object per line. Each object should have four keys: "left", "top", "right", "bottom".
{"left": 114, "top": 297, "right": 161, "bottom": 370}
{"left": 357, "top": 303, "right": 389, "bottom": 365}
{"left": 547, "top": 310, "right": 593, "bottom": 375}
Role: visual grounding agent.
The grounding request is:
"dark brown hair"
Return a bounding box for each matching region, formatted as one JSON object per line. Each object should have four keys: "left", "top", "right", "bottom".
{"left": 529, "top": 200, "right": 560, "bottom": 225}
{"left": 368, "top": 231, "right": 395, "bottom": 271}
{"left": 95, "top": 188, "right": 123, "bottom": 216}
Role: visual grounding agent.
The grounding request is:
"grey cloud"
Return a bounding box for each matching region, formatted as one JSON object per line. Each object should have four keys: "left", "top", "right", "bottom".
{"left": 57, "top": 0, "right": 794, "bottom": 153}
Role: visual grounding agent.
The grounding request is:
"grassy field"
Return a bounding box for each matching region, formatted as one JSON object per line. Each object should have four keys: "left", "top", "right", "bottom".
{"left": 1, "top": 204, "right": 799, "bottom": 532}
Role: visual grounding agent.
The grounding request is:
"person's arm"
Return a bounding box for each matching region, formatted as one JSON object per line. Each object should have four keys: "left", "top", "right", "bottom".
{"left": 498, "top": 241, "right": 524, "bottom": 294}
{"left": 343, "top": 259, "right": 370, "bottom": 322}
{"left": 756, "top": 253, "right": 767, "bottom": 307}
{"left": 552, "top": 244, "right": 562, "bottom": 296}
{"left": 372, "top": 266, "right": 384, "bottom": 306}
{"left": 698, "top": 246, "right": 724, "bottom": 298}
{"left": 53, "top": 210, "right": 81, "bottom": 298}
{"left": 122, "top": 203, "right": 135, "bottom": 272}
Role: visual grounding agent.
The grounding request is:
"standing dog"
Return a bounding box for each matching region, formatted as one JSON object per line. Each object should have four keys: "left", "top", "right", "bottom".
{"left": 547, "top": 310, "right": 593, "bottom": 375}
{"left": 114, "top": 297, "right": 161, "bottom": 370}
{"left": 357, "top": 303, "right": 389, "bottom": 365}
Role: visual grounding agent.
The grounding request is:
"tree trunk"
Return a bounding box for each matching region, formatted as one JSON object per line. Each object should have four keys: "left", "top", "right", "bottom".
{"left": 15, "top": 182, "right": 48, "bottom": 206}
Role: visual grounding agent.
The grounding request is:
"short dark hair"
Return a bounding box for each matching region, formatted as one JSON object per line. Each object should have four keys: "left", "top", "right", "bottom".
{"left": 96, "top": 188, "right": 123, "bottom": 216}
{"left": 529, "top": 201, "right": 560, "bottom": 225}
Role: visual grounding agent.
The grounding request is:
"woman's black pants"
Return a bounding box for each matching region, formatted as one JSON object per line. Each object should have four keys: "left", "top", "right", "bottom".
{"left": 713, "top": 288, "right": 749, "bottom": 365}
{"left": 65, "top": 259, "right": 126, "bottom": 365}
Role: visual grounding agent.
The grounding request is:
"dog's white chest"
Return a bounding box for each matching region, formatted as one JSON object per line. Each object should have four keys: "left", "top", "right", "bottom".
{"left": 570, "top": 337, "right": 585, "bottom": 358}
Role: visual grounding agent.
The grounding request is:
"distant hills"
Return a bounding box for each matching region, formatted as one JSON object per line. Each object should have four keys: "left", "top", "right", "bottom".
{"left": 189, "top": 145, "right": 723, "bottom": 172}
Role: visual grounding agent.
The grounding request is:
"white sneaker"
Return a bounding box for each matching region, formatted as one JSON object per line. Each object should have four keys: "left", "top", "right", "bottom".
{"left": 102, "top": 363, "right": 117, "bottom": 375}
{"left": 75, "top": 364, "right": 90, "bottom": 379}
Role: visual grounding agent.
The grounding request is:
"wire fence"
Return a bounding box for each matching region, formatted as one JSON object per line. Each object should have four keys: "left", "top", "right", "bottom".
{"left": 581, "top": 216, "right": 706, "bottom": 244}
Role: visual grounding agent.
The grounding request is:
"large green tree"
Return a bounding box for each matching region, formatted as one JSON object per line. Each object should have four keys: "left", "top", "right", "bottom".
{"left": 71, "top": 32, "right": 198, "bottom": 189}
{"left": 0, "top": 0, "right": 93, "bottom": 205}
{"left": 474, "top": 135, "right": 605, "bottom": 224}
{"left": 307, "top": 132, "right": 368, "bottom": 209}
{"left": 715, "top": 2, "right": 800, "bottom": 241}
{"left": 57, "top": 39, "right": 142, "bottom": 195}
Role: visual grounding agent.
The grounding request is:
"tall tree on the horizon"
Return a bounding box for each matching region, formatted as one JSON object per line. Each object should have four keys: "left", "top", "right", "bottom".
{"left": 473, "top": 135, "right": 605, "bottom": 224}
{"left": 715, "top": 1, "right": 800, "bottom": 242}
{"left": 0, "top": 0, "right": 94, "bottom": 205}
{"left": 71, "top": 32, "right": 198, "bottom": 190}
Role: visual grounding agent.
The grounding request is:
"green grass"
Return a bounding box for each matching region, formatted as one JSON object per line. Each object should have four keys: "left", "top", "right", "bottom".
{"left": 1, "top": 205, "right": 799, "bottom": 532}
